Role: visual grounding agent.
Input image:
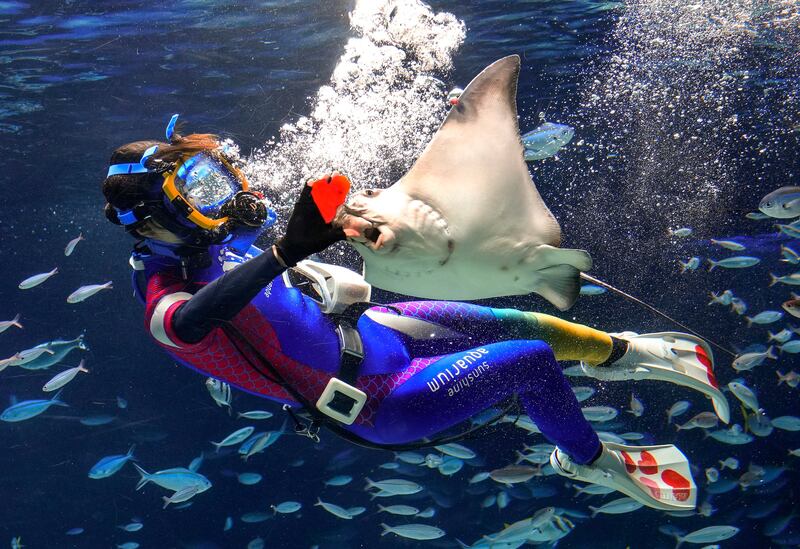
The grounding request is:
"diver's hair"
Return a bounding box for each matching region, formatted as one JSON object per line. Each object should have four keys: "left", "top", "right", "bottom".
{"left": 101, "top": 131, "right": 221, "bottom": 229}
{"left": 102, "top": 140, "right": 165, "bottom": 230}
{"left": 150, "top": 132, "right": 220, "bottom": 165}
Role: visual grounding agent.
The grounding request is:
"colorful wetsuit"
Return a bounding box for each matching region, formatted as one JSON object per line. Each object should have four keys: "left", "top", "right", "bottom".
{"left": 142, "top": 242, "right": 615, "bottom": 464}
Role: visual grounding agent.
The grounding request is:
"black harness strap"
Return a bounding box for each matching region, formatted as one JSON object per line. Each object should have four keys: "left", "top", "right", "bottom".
{"left": 221, "top": 322, "right": 516, "bottom": 452}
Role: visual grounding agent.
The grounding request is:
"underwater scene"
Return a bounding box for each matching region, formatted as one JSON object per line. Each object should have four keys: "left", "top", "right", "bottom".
{"left": 1, "top": 0, "right": 799, "bottom": 547}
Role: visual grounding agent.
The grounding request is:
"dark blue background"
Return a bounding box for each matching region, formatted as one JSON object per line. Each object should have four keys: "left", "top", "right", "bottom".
{"left": 0, "top": 1, "right": 798, "bottom": 547}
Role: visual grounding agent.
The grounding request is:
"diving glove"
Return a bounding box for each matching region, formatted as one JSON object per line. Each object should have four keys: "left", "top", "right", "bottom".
{"left": 550, "top": 442, "right": 697, "bottom": 511}
{"left": 579, "top": 331, "right": 730, "bottom": 423}
{"left": 275, "top": 176, "right": 346, "bottom": 267}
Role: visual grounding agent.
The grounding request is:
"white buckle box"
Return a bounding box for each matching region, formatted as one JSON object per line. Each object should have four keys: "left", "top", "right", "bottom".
{"left": 315, "top": 378, "right": 367, "bottom": 425}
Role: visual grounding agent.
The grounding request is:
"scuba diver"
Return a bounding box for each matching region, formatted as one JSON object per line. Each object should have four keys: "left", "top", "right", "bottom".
{"left": 101, "top": 116, "right": 729, "bottom": 512}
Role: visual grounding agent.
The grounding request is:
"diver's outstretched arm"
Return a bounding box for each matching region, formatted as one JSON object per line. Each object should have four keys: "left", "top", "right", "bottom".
{"left": 171, "top": 249, "right": 287, "bottom": 343}
{"left": 171, "top": 179, "right": 346, "bottom": 343}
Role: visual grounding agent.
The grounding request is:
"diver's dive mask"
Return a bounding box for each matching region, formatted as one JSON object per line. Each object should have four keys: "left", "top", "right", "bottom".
{"left": 107, "top": 114, "right": 276, "bottom": 255}
{"left": 162, "top": 151, "right": 270, "bottom": 231}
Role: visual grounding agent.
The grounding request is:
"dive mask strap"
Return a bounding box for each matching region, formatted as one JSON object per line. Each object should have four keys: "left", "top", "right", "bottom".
{"left": 165, "top": 113, "right": 179, "bottom": 141}
{"left": 106, "top": 145, "right": 159, "bottom": 177}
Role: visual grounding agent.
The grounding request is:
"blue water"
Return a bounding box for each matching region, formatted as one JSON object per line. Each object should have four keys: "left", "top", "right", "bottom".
{"left": 1, "top": 0, "right": 799, "bottom": 547}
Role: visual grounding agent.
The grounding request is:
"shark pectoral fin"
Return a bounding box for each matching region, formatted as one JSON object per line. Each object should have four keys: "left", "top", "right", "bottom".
{"left": 533, "top": 264, "right": 583, "bottom": 311}
{"left": 533, "top": 245, "right": 593, "bottom": 271}
{"left": 522, "top": 246, "right": 593, "bottom": 310}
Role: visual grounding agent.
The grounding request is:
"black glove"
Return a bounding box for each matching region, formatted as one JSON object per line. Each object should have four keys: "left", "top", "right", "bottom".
{"left": 274, "top": 179, "right": 346, "bottom": 267}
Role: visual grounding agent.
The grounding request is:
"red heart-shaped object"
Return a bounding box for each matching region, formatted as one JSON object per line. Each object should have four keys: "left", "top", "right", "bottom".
{"left": 637, "top": 451, "right": 658, "bottom": 475}
{"left": 311, "top": 174, "right": 351, "bottom": 223}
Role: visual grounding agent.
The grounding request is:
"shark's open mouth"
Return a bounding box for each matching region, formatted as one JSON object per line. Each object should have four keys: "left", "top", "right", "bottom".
{"left": 337, "top": 207, "right": 392, "bottom": 253}
{"left": 363, "top": 226, "right": 381, "bottom": 243}
{"left": 357, "top": 222, "right": 391, "bottom": 252}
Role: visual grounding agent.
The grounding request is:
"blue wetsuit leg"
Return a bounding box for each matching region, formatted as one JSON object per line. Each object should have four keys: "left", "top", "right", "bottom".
{"left": 367, "top": 339, "right": 601, "bottom": 464}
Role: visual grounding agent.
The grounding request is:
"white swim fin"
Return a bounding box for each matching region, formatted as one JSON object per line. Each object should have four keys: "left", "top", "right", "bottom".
{"left": 578, "top": 332, "right": 730, "bottom": 424}
{"left": 550, "top": 442, "right": 697, "bottom": 511}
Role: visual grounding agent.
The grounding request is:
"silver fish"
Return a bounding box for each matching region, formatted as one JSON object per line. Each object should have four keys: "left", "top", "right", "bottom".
{"left": 15, "top": 334, "right": 88, "bottom": 371}
{"left": 133, "top": 464, "right": 212, "bottom": 492}
{"left": 0, "top": 354, "right": 21, "bottom": 373}
{"left": 162, "top": 485, "right": 202, "bottom": 509}
{"left": 708, "top": 424, "right": 753, "bottom": 445}
{"left": 746, "top": 410, "right": 773, "bottom": 437}
{"left": 67, "top": 281, "right": 113, "bottom": 303}
{"left": 730, "top": 297, "right": 747, "bottom": 315}
{"left": 732, "top": 347, "right": 776, "bottom": 371}
{"left": 364, "top": 478, "right": 422, "bottom": 496}
{"left": 783, "top": 299, "right": 800, "bottom": 318}
{"left": 728, "top": 381, "right": 759, "bottom": 412}
{"left": 580, "top": 284, "right": 607, "bottom": 295}
{"left": 745, "top": 310, "right": 783, "bottom": 327}
{"left": 64, "top": 233, "right": 84, "bottom": 256}
{"left": 521, "top": 122, "right": 574, "bottom": 161}
{"left": 434, "top": 443, "right": 475, "bottom": 460}
{"left": 211, "top": 426, "right": 255, "bottom": 452}
{"left": 674, "top": 525, "right": 739, "bottom": 546}
{"left": 779, "top": 340, "right": 800, "bottom": 354}
{"left": 89, "top": 446, "right": 136, "bottom": 479}
{"left": 378, "top": 504, "right": 419, "bottom": 516}
{"left": 380, "top": 523, "right": 445, "bottom": 541}
{"left": 677, "top": 411, "right": 718, "bottom": 431}
{"left": 628, "top": 394, "right": 644, "bottom": 417}
{"left": 236, "top": 410, "right": 273, "bottom": 420}
{"left": 271, "top": 501, "right": 301, "bottom": 514}
{"left": 489, "top": 465, "right": 536, "bottom": 485}
{"left": 771, "top": 415, "right": 800, "bottom": 431}
{"left": 776, "top": 223, "right": 800, "bottom": 239}
{"left": 708, "top": 290, "right": 734, "bottom": 306}
{"left": 588, "top": 497, "right": 643, "bottom": 517}
{"left": 18, "top": 267, "right": 58, "bottom": 289}
{"left": 770, "top": 272, "right": 800, "bottom": 286}
{"left": 759, "top": 186, "right": 800, "bottom": 219}
{"left": 0, "top": 314, "right": 22, "bottom": 333}
{"left": 667, "top": 400, "right": 691, "bottom": 422}
{"left": 205, "top": 378, "right": 232, "bottom": 413}
{"left": 42, "top": 359, "right": 89, "bottom": 391}
{"left": 776, "top": 370, "right": 800, "bottom": 387}
{"left": 1, "top": 390, "right": 68, "bottom": 422}
{"left": 9, "top": 347, "right": 54, "bottom": 367}
{"left": 669, "top": 227, "right": 693, "bottom": 237}
{"left": 781, "top": 245, "right": 800, "bottom": 264}
{"left": 767, "top": 329, "right": 793, "bottom": 343}
{"left": 710, "top": 239, "right": 745, "bottom": 251}
{"left": 572, "top": 386, "right": 595, "bottom": 402}
{"left": 581, "top": 406, "right": 619, "bottom": 422}
{"left": 707, "top": 256, "right": 760, "bottom": 271}
{"left": 438, "top": 458, "right": 463, "bottom": 476}
{"left": 314, "top": 498, "right": 353, "bottom": 520}
{"left": 679, "top": 257, "right": 701, "bottom": 273}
